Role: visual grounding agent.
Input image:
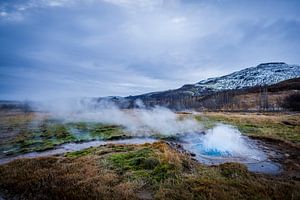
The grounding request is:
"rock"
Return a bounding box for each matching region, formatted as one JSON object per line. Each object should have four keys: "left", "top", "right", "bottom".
{"left": 190, "top": 153, "right": 196, "bottom": 157}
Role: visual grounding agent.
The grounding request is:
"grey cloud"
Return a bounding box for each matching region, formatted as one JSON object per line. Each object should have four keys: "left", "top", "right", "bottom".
{"left": 0, "top": 0, "right": 300, "bottom": 100}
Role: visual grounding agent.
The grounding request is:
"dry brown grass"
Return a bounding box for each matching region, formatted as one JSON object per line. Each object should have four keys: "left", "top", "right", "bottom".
{"left": 0, "top": 156, "right": 141, "bottom": 200}
{"left": 204, "top": 112, "right": 300, "bottom": 124}
{"left": 200, "top": 112, "right": 300, "bottom": 143}
{"left": 152, "top": 142, "right": 183, "bottom": 169}
{"left": 155, "top": 162, "right": 300, "bottom": 200}
{"left": 1, "top": 142, "right": 299, "bottom": 200}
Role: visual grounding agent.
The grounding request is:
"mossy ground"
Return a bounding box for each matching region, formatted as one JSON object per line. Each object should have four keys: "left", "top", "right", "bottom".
{"left": 1, "top": 110, "right": 300, "bottom": 199}
{"left": 0, "top": 142, "right": 299, "bottom": 200}
{"left": 0, "top": 111, "right": 127, "bottom": 156}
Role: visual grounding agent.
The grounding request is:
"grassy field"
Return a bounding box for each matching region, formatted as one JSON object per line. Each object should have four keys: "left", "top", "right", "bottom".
{"left": 0, "top": 111, "right": 127, "bottom": 156}
{"left": 2, "top": 110, "right": 299, "bottom": 157}
{"left": 0, "top": 110, "right": 300, "bottom": 199}
{"left": 196, "top": 112, "right": 300, "bottom": 144}
{"left": 0, "top": 142, "right": 299, "bottom": 200}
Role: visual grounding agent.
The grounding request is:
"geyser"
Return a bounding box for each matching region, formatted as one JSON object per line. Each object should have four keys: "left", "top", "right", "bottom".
{"left": 180, "top": 124, "right": 281, "bottom": 174}
{"left": 26, "top": 99, "right": 281, "bottom": 174}
{"left": 201, "top": 124, "right": 262, "bottom": 158}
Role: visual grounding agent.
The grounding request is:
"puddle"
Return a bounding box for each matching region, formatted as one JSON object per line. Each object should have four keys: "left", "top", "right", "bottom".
{"left": 246, "top": 161, "right": 281, "bottom": 174}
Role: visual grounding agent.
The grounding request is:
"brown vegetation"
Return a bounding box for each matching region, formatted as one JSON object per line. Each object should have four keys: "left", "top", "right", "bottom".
{"left": 0, "top": 142, "right": 299, "bottom": 200}
{"left": 128, "top": 78, "right": 300, "bottom": 111}
{"left": 0, "top": 151, "right": 141, "bottom": 199}
{"left": 200, "top": 112, "right": 300, "bottom": 143}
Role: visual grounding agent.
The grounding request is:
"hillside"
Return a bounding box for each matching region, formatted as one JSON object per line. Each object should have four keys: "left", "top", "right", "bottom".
{"left": 128, "top": 62, "right": 300, "bottom": 100}
{"left": 121, "top": 62, "right": 300, "bottom": 111}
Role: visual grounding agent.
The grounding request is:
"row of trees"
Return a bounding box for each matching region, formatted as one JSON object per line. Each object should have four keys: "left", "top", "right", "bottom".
{"left": 134, "top": 86, "right": 299, "bottom": 111}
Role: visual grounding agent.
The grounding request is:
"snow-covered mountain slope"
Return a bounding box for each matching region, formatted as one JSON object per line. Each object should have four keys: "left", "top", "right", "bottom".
{"left": 196, "top": 62, "right": 300, "bottom": 90}
{"left": 129, "top": 62, "right": 300, "bottom": 99}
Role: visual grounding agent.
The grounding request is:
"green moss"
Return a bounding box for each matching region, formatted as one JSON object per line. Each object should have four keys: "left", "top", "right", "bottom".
{"left": 66, "top": 122, "right": 128, "bottom": 140}
{"left": 1, "top": 122, "right": 79, "bottom": 156}
{"left": 151, "top": 134, "right": 181, "bottom": 141}
{"left": 151, "top": 163, "right": 176, "bottom": 182}
{"left": 1, "top": 119, "right": 132, "bottom": 156}
{"left": 89, "top": 124, "right": 126, "bottom": 140}
{"left": 108, "top": 148, "right": 154, "bottom": 170}
{"left": 0, "top": 115, "right": 137, "bottom": 157}
{"left": 40, "top": 123, "right": 72, "bottom": 140}
{"left": 194, "top": 115, "right": 217, "bottom": 129}
{"left": 108, "top": 147, "right": 177, "bottom": 183}
{"left": 65, "top": 148, "right": 96, "bottom": 158}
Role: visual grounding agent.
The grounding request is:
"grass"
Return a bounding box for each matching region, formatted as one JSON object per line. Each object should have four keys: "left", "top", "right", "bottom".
{"left": 0, "top": 112, "right": 128, "bottom": 156}
{"left": 66, "top": 122, "right": 127, "bottom": 140}
{"left": 196, "top": 112, "right": 300, "bottom": 143}
{"left": 1, "top": 110, "right": 300, "bottom": 199}
{"left": 65, "top": 147, "right": 97, "bottom": 158}
{"left": 89, "top": 124, "right": 127, "bottom": 140}
{"left": 0, "top": 142, "right": 299, "bottom": 199}
{"left": 107, "top": 147, "right": 177, "bottom": 183}
{"left": 0, "top": 156, "right": 140, "bottom": 200}
{"left": 0, "top": 122, "right": 77, "bottom": 155}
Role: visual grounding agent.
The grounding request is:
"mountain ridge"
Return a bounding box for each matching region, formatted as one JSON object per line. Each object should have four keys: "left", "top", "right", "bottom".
{"left": 127, "top": 62, "right": 300, "bottom": 100}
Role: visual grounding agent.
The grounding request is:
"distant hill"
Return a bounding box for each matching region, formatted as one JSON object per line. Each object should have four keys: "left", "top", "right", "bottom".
{"left": 128, "top": 62, "right": 300, "bottom": 100}
{"left": 119, "top": 62, "right": 300, "bottom": 111}
{"left": 2, "top": 62, "right": 299, "bottom": 112}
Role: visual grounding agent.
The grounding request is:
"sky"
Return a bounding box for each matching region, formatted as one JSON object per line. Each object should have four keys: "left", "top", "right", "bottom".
{"left": 0, "top": 0, "right": 300, "bottom": 100}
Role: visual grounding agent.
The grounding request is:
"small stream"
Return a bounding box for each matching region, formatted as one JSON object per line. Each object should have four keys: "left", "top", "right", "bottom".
{"left": 0, "top": 124, "right": 282, "bottom": 174}
{"left": 0, "top": 138, "right": 158, "bottom": 165}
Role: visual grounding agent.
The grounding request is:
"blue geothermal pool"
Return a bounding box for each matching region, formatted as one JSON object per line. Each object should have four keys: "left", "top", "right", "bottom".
{"left": 180, "top": 124, "right": 282, "bottom": 174}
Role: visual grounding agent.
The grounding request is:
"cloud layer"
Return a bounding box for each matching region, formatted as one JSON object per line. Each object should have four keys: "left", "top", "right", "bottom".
{"left": 1, "top": 0, "right": 300, "bottom": 100}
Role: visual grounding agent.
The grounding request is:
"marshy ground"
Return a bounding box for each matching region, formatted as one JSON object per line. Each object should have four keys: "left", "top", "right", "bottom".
{"left": 0, "top": 109, "right": 299, "bottom": 199}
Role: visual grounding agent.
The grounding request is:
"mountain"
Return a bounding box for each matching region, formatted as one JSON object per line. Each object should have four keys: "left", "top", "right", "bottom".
{"left": 196, "top": 62, "right": 300, "bottom": 91}
{"left": 129, "top": 62, "right": 300, "bottom": 100}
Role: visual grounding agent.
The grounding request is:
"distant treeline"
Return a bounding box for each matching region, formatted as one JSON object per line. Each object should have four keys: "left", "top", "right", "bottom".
{"left": 122, "top": 77, "right": 300, "bottom": 112}
{"left": 2, "top": 78, "right": 299, "bottom": 113}
{"left": 0, "top": 101, "right": 33, "bottom": 112}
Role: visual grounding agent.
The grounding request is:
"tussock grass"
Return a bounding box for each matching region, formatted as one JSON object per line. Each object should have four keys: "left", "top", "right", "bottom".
{"left": 0, "top": 156, "right": 140, "bottom": 200}
{"left": 1, "top": 142, "right": 299, "bottom": 200}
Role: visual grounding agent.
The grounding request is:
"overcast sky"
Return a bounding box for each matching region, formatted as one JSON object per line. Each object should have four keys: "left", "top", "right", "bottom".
{"left": 0, "top": 0, "right": 300, "bottom": 100}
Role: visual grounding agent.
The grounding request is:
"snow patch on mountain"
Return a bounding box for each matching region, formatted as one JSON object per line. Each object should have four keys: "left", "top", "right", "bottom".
{"left": 126, "top": 62, "right": 300, "bottom": 99}
{"left": 195, "top": 62, "right": 300, "bottom": 91}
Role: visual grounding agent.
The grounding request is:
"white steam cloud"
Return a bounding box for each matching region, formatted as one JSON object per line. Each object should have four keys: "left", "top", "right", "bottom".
{"left": 202, "top": 124, "right": 261, "bottom": 158}
{"left": 36, "top": 98, "right": 202, "bottom": 136}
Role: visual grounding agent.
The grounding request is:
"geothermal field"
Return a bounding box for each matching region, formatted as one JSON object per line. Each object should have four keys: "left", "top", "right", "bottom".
{"left": 1, "top": 0, "right": 300, "bottom": 199}
{"left": 0, "top": 100, "right": 299, "bottom": 199}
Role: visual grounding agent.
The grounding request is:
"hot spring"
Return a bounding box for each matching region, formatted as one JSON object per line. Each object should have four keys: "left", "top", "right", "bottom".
{"left": 180, "top": 124, "right": 281, "bottom": 174}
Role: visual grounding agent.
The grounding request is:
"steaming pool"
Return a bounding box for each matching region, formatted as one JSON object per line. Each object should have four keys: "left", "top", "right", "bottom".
{"left": 179, "top": 124, "right": 282, "bottom": 174}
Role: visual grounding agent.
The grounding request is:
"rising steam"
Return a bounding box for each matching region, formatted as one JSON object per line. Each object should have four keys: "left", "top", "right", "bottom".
{"left": 181, "top": 124, "right": 265, "bottom": 163}
{"left": 201, "top": 124, "right": 262, "bottom": 159}
{"left": 36, "top": 98, "right": 203, "bottom": 136}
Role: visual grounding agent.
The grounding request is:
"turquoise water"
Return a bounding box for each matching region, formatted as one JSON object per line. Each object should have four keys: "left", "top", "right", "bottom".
{"left": 193, "top": 143, "right": 231, "bottom": 157}
{"left": 180, "top": 124, "right": 282, "bottom": 174}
